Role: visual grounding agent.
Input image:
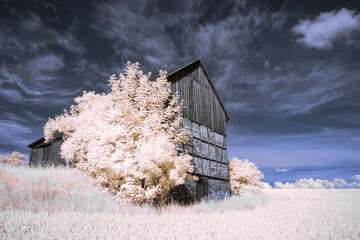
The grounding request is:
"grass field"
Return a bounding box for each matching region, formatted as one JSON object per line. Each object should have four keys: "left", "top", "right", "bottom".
{"left": 1, "top": 165, "right": 359, "bottom": 239}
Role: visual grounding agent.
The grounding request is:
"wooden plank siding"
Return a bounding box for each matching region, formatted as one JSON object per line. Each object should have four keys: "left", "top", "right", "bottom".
{"left": 30, "top": 148, "right": 43, "bottom": 167}
{"left": 170, "top": 67, "right": 227, "bottom": 136}
{"left": 29, "top": 138, "right": 66, "bottom": 167}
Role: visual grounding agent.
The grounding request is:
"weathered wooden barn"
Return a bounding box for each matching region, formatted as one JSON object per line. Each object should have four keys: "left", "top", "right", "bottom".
{"left": 27, "top": 60, "right": 230, "bottom": 201}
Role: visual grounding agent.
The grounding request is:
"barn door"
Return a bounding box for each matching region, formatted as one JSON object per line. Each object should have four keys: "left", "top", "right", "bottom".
{"left": 42, "top": 146, "right": 52, "bottom": 166}
{"left": 196, "top": 177, "right": 209, "bottom": 200}
{"left": 30, "top": 148, "right": 43, "bottom": 167}
{"left": 203, "top": 177, "right": 209, "bottom": 197}
{"left": 30, "top": 149, "right": 38, "bottom": 167}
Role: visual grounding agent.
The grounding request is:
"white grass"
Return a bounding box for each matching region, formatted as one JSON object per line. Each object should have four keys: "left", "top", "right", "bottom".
{"left": 1, "top": 165, "right": 360, "bottom": 239}
{"left": 0, "top": 164, "right": 120, "bottom": 213}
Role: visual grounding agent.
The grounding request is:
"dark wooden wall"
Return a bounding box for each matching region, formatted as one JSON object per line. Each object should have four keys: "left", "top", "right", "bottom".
{"left": 29, "top": 139, "right": 65, "bottom": 167}
{"left": 170, "top": 67, "right": 227, "bottom": 136}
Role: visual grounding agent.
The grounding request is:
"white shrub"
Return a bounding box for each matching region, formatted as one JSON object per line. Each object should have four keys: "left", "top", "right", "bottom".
{"left": 0, "top": 151, "right": 25, "bottom": 167}
{"left": 229, "top": 157, "right": 264, "bottom": 194}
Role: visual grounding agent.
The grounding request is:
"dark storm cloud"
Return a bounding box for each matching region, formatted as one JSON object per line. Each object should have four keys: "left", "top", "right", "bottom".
{"left": 0, "top": 0, "right": 91, "bottom": 155}
{"left": 0, "top": 0, "right": 359, "bottom": 182}
{"left": 92, "top": 0, "right": 192, "bottom": 71}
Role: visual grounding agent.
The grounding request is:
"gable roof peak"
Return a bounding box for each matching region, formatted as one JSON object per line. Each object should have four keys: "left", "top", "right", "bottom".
{"left": 166, "top": 60, "right": 230, "bottom": 122}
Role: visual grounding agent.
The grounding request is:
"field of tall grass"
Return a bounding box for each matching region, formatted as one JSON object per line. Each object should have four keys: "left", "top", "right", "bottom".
{"left": 1, "top": 164, "right": 359, "bottom": 239}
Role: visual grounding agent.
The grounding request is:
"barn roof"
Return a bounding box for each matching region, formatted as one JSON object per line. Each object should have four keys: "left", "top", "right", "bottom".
{"left": 154, "top": 60, "right": 230, "bottom": 121}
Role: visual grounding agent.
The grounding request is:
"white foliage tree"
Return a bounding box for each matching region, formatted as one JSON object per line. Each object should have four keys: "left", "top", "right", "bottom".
{"left": 0, "top": 151, "right": 25, "bottom": 167}
{"left": 44, "top": 62, "right": 195, "bottom": 204}
{"left": 229, "top": 157, "right": 264, "bottom": 194}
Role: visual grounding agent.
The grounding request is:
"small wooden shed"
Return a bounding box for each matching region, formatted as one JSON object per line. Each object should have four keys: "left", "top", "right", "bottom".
{"left": 28, "top": 60, "right": 230, "bottom": 201}
{"left": 27, "top": 131, "right": 66, "bottom": 167}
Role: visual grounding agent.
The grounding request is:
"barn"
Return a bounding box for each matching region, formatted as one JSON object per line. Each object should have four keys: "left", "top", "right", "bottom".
{"left": 27, "top": 60, "right": 231, "bottom": 201}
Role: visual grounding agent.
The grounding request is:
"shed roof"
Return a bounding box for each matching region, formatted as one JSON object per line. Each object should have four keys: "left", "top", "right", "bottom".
{"left": 27, "top": 137, "right": 45, "bottom": 148}
{"left": 27, "top": 132, "right": 63, "bottom": 148}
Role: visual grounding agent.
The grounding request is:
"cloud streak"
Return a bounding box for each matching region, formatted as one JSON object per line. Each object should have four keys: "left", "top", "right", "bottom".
{"left": 226, "top": 61, "right": 357, "bottom": 117}
{"left": 275, "top": 168, "right": 291, "bottom": 172}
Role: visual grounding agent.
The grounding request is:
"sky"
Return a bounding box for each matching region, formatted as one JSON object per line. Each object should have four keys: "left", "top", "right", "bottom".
{"left": 1, "top": 0, "right": 359, "bottom": 184}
